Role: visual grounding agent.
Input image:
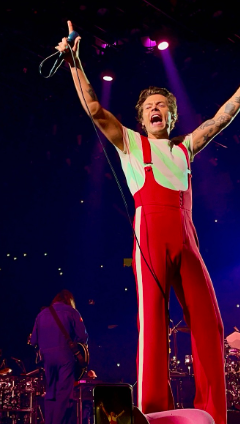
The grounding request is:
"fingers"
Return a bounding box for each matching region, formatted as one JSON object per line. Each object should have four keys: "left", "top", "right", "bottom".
{"left": 55, "top": 32, "right": 81, "bottom": 57}
{"left": 73, "top": 35, "right": 81, "bottom": 51}
{"left": 67, "top": 20, "right": 73, "bottom": 34}
{"left": 55, "top": 37, "right": 68, "bottom": 52}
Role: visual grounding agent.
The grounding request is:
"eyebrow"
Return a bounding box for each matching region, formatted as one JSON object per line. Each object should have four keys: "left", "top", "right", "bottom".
{"left": 144, "top": 101, "right": 167, "bottom": 106}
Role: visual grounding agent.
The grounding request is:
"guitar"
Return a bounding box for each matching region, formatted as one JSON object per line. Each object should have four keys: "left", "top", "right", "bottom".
{"left": 28, "top": 333, "right": 89, "bottom": 380}
{"left": 74, "top": 342, "right": 90, "bottom": 380}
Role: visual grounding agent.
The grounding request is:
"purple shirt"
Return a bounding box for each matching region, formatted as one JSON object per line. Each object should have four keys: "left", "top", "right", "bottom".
{"left": 30, "top": 302, "right": 88, "bottom": 352}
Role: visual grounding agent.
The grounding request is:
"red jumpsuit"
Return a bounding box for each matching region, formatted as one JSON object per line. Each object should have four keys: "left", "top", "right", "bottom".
{"left": 132, "top": 135, "right": 226, "bottom": 424}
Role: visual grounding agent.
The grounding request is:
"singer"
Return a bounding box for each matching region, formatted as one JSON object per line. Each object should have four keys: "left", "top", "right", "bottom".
{"left": 55, "top": 21, "right": 240, "bottom": 424}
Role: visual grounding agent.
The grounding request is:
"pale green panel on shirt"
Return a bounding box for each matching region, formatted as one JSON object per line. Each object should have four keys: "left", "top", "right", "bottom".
{"left": 150, "top": 142, "right": 188, "bottom": 188}
{"left": 126, "top": 162, "right": 145, "bottom": 189}
{"left": 127, "top": 129, "right": 143, "bottom": 161}
{"left": 151, "top": 165, "right": 177, "bottom": 189}
{"left": 126, "top": 128, "right": 188, "bottom": 190}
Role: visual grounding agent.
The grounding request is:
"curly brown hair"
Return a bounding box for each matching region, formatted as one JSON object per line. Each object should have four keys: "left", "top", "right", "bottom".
{"left": 135, "top": 86, "right": 178, "bottom": 132}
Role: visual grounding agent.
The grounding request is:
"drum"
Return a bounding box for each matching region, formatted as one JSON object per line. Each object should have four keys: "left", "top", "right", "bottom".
{"left": 225, "top": 340, "right": 240, "bottom": 409}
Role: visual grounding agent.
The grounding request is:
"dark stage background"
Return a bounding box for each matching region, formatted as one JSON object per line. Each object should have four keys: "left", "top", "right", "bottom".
{"left": 0, "top": 0, "right": 240, "bottom": 385}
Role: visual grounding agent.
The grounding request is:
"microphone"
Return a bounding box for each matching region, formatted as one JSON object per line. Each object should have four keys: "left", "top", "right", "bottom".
{"left": 49, "top": 30, "right": 80, "bottom": 77}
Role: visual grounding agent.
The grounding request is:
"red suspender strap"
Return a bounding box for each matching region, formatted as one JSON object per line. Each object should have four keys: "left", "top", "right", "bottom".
{"left": 140, "top": 135, "right": 152, "bottom": 165}
{"left": 178, "top": 143, "right": 191, "bottom": 171}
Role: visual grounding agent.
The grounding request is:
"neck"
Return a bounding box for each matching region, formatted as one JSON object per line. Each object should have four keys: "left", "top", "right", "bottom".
{"left": 147, "top": 131, "right": 169, "bottom": 139}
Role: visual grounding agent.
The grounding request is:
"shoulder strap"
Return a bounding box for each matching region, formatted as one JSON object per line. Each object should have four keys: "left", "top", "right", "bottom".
{"left": 49, "top": 305, "right": 72, "bottom": 343}
{"left": 178, "top": 143, "right": 191, "bottom": 170}
{"left": 140, "top": 135, "right": 152, "bottom": 165}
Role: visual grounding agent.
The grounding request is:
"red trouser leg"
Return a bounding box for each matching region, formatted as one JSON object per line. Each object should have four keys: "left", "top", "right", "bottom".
{"left": 133, "top": 204, "right": 182, "bottom": 414}
{"left": 174, "top": 210, "right": 226, "bottom": 424}
{"left": 133, "top": 205, "right": 226, "bottom": 424}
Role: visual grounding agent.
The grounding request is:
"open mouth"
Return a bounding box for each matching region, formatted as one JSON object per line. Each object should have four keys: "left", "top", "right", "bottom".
{"left": 150, "top": 114, "right": 163, "bottom": 126}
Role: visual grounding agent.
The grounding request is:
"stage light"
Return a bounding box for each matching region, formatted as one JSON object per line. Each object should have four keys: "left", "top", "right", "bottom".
{"left": 7, "top": 253, "right": 10, "bottom": 257}
{"left": 141, "top": 36, "right": 156, "bottom": 48}
{"left": 59, "top": 272, "right": 63, "bottom": 276}
{"left": 58, "top": 268, "right": 61, "bottom": 271}
{"left": 44, "top": 253, "right": 48, "bottom": 256}
{"left": 102, "top": 75, "right": 113, "bottom": 82}
{"left": 13, "top": 257, "right": 17, "bottom": 260}
{"left": 158, "top": 41, "right": 169, "bottom": 50}
{"left": 23, "top": 253, "right": 27, "bottom": 257}
{"left": 101, "top": 68, "right": 115, "bottom": 82}
{"left": 125, "top": 288, "right": 128, "bottom": 291}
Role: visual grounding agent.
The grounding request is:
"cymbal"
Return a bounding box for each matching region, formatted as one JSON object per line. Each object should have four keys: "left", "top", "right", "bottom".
{"left": 177, "top": 326, "right": 190, "bottom": 333}
{"left": 0, "top": 368, "right": 12, "bottom": 376}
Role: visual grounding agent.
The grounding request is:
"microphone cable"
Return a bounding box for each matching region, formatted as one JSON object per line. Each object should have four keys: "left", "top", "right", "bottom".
{"left": 39, "top": 50, "right": 63, "bottom": 78}
{"left": 39, "top": 31, "right": 80, "bottom": 78}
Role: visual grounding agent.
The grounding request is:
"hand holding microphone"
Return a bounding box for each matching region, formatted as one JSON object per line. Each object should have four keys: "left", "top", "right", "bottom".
{"left": 39, "top": 21, "right": 81, "bottom": 77}
{"left": 54, "top": 21, "right": 81, "bottom": 68}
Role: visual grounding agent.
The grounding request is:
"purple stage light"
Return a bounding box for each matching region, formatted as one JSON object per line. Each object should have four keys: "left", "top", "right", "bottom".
{"left": 141, "top": 36, "right": 157, "bottom": 48}
{"left": 158, "top": 41, "right": 169, "bottom": 50}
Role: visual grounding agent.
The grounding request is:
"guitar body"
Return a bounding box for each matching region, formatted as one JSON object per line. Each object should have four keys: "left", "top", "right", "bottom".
{"left": 74, "top": 343, "right": 90, "bottom": 380}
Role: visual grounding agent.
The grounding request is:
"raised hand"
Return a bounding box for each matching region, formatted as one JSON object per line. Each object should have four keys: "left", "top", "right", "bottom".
{"left": 55, "top": 20, "right": 81, "bottom": 64}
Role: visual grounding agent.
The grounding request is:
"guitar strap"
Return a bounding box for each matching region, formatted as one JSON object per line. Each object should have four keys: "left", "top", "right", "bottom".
{"left": 48, "top": 305, "right": 85, "bottom": 365}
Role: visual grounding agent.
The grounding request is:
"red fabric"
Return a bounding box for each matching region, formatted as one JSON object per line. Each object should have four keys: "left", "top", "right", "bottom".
{"left": 132, "top": 135, "right": 226, "bottom": 424}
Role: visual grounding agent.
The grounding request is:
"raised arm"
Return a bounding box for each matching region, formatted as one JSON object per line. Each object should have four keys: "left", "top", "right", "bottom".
{"left": 55, "top": 21, "right": 124, "bottom": 151}
{"left": 192, "top": 86, "right": 240, "bottom": 155}
{"left": 99, "top": 403, "right": 109, "bottom": 417}
{"left": 116, "top": 410, "right": 125, "bottom": 418}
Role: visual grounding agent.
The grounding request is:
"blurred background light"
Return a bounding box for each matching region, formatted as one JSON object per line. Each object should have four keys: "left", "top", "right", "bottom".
{"left": 158, "top": 41, "right": 169, "bottom": 50}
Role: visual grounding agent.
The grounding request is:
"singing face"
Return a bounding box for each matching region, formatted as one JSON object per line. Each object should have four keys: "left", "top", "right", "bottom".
{"left": 141, "top": 94, "right": 171, "bottom": 139}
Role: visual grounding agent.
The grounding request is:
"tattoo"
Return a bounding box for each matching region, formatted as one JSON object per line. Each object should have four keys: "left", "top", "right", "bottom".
{"left": 235, "top": 96, "right": 240, "bottom": 104}
{"left": 215, "top": 114, "right": 230, "bottom": 128}
{"left": 198, "top": 119, "right": 215, "bottom": 130}
{"left": 225, "top": 102, "right": 235, "bottom": 116}
{"left": 87, "top": 86, "right": 98, "bottom": 101}
{"left": 203, "top": 133, "right": 211, "bottom": 143}
{"left": 195, "top": 132, "right": 211, "bottom": 147}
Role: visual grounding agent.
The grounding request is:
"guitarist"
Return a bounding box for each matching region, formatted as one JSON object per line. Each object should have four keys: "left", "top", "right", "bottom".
{"left": 30, "top": 289, "right": 88, "bottom": 424}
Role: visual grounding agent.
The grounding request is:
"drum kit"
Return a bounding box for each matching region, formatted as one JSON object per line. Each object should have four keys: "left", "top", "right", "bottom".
{"left": 169, "top": 321, "right": 194, "bottom": 408}
{"left": 0, "top": 367, "right": 45, "bottom": 424}
{"left": 169, "top": 322, "right": 240, "bottom": 410}
{"left": 225, "top": 330, "right": 240, "bottom": 410}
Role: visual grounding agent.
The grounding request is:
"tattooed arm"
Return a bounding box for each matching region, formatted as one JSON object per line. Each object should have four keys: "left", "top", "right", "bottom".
{"left": 56, "top": 21, "right": 123, "bottom": 150}
{"left": 192, "top": 87, "right": 240, "bottom": 155}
